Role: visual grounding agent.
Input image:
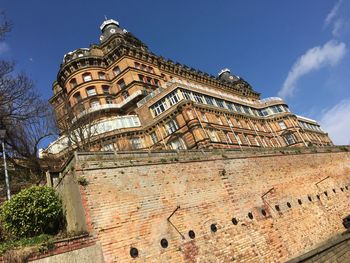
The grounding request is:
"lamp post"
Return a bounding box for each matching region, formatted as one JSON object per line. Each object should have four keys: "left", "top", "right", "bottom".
{"left": 0, "top": 128, "right": 11, "bottom": 200}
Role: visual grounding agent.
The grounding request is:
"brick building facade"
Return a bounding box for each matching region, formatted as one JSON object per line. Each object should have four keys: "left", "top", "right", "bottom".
{"left": 43, "top": 19, "right": 332, "bottom": 156}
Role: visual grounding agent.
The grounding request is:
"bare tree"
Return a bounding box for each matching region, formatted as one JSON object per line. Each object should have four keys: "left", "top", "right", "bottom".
{"left": 0, "top": 13, "right": 57, "bottom": 185}
{"left": 56, "top": 94, "right": 101, "bottom": 153}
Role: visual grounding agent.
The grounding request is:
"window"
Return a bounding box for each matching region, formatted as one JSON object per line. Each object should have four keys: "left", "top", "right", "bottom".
{"left": 134, "top": 62, "right": 140, "bottom": 69}
{"left": 216, "top": 116, "right": 223, "bottom": 125}
{"left": 168, "top": 92, "right": 180, "bottom": 105}
{"left": 138, "top": 74, "right": 145, "bottom": 82}
{"left": 205, "top": 96, "right": 214, "bottom": 105}
{"left": 152, "top": 99, "right": 167, "bottom": 116}
{"left": 225, "top": 132, "right": 232, "bottom": 143}
{"left": 170, "top": 138, "right": 186, "bottom": 150}
{"left": 261, "top": 108, "right": 269, "bottom": 116}
{"left": 208, "top": 129, "right": 219, "bottom": 142}
{"left": 226, "top": 102, "right": 234, "bottom": 111}
{"left": 90, "top": 99, "right": 100, "bottom": 108}
{"left": 98, "top": 72, "right": 106, "bottom": 80}
{"left": 254, "top": 123, "right": 259, "bottom": 131}
{"left": 166, "top": 119, "right": 179, "bottom": 134}
{"left": 235, "top": 104, "right": 243, "bottom": 113}
{"left": 201, "top": 112, "right": 208, "bottom": 122}
{"left": 70, "top": 78, "right": 77, "bottom": 89}
{"left": 245, "top": 135, "right": 251, "bottom": 145}
{"left": 254, "top": 137, "right": 260, "bottom": 146}
{"left": 193, "top": 93, "right": 203, "bottom": 103}
{"left": 141, "top": 64, "right": 147, "bottom": 71}
{"left": 146, "top": 77, "right": 152, "bottom": 84}
{"left": 182, "top": 89, "right": 192, "bottom": 100}
{"left": 284, "top": 134, "right": 296, "bottom": 145}
{"left": 227, "top": 118, "right": 233, "bottom": 127}
{"left": 86, "top": 87, "right": 96, "bottom": 96}
{"left": 113, "top": 66, "right": 121, "bottom": 76}
{"left": 73, "top": 92, "right": 81, "bottom": 102}
{"left": 130, "top": 137, "right": 142, "bottom": 149}
{"left": 243, "top": 106, "right": 251, "bottom": 115}
{"left": 150, "top": 132, "right": 158, "bottom": 144}
{"left": 106, "top": 97, "right": 114, "bottom": 104}
{"left": 101, "top": 143, "right": 114, "bottom": 151}
{"left": 154, "top": 79, "right": 159, "bottom": 86}
{"left": 237, "top": 120, "right": 242, "bottom": 128}
{"left": 278, "top": 121, "right": 287, "bottom": 130}
{"left": 122, "top": 91, "right": 129, "bottom": 99}
{"left": 117, "top": 79, "right": 126, "bottom": 89}
{"left": 187, "top": 110, "right": 194, "bottom": 119}
{"left": 82, "top": 73, "right": 92, "bottom": 82}
{"left": 216, "top": 99, "right": 225, "bottom": 108}
{"left": 148, "top": 66, "right": 154, "bottom": 73}
{"left": 102, "top": 86, "right": 110, "bottom": 94}
{"left": 236, "top": 135, "right": 242, "bottom": 144}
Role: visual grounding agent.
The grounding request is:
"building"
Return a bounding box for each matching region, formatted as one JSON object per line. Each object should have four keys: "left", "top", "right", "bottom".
{"left": 45, "top": 19, "right": 332, "bottom": 156}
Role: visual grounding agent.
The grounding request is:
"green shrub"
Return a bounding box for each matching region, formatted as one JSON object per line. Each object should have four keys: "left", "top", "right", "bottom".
{"left": 0, "top": 186, "right": 63, "bottom": 239}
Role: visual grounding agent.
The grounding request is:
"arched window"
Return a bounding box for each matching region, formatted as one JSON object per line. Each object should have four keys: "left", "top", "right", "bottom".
{"left": 102, "top": 85, "right": 110, "bottom": 95}
{"left": 73, "top": 92, "right": 81, "bottom": 103}
{"left": 98, "top": 72, "right": 106, "bottom": 80}
{"left": 113, "top": 66, "right": 121, "bottom": 76}
{"left": 117, "top": 79, "right": 126, "bottom": 89}
{"left": 86, "top": 86, "right": 96, "bottom": 97}
{"left": 82, "top": 73, "right": 92, "bottom": 82}
{"left": 69, "top": 78, "right": 77, "bottom": 88}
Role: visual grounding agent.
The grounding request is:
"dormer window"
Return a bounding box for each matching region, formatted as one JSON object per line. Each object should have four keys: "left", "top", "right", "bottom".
{"left": 98, "top": 72, "right": 106, "bottom": 80}
{"left": 82, "top": 73, "right": 92, "bottom": 82}
{"left": 86, "top": 86, "right": 97, "bottom": 96}
{"left": 113, "top": 66, "right": 121, "bottom": 76}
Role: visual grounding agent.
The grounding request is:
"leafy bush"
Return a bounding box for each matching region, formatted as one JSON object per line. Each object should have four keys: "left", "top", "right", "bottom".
{"left": 0, "top": 186, "right": 63, "bottom": 239}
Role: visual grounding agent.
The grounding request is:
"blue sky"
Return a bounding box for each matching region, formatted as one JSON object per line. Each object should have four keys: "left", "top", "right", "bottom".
{"left": 1, "top": 0, "right": 349, "bottom": 145}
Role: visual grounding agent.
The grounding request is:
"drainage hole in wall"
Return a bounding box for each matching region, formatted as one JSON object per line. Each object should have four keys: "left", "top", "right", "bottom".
{"left": 298, "top": 199, "right": 302, "bottom": 205}
{"left": 333, "top": 189, "right": 336, "bottom": 193}
{"left": 188, "top": 230, "right": 196, "bottom": 239}
{"left": 308, "top": 196, "right": 312, "bottom": 202}
{"left": 160, "top": 238, "right": 168, "bottom": 248}
{"left": 275, "top": 205, "right": 280, "bottom": 212}
{"left": 340, "top": 187, "right": 344, "bottom": 192}
{"left": 248, "top": 212, "right": 253, "bottom": 220}
{"left": 130, "top": 247, "right": 139, "bottom": 258}
{"left": 346, "top": 186, "right": 348, "bottom": 190}
{"left": 324, "top": 191, "right": 328, "bottom": 197}
{"left": 287, "top": 202, "right": 291, "bottom": 208}
{"left": 210, "top": 223, "right": 217, "bottom": 233}
{"left": 317, "top": 194, "right": 320, "bottom": 200}
{"left": 232, "top": 217, "right": 238, "bottom": 225}
{"left": 261, "top": 209, "right": 267, "bottom": 216}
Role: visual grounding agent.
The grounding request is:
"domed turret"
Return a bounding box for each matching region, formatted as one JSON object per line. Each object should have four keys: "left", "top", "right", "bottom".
{"left": 99, "top": 19, "right": 124, "bottom": 43}
{"left": 218, "top": 68, "right": 239, "bottom": 82}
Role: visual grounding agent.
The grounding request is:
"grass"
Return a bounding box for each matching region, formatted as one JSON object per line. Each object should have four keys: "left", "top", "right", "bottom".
{"left": 0, "top": 234, "right": 54, "bottom": 255}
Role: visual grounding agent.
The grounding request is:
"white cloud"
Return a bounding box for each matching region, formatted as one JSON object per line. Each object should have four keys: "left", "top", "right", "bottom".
{"left": 324, "top": 0, "right": 343, "bottom": 27}
{"left": 332, "top": 18, "right": 344, "bottom": 37}
{"left": 319, "top": 98, "right": 350, "bottom": 145}
{"left": 278, "top": 40, "right": 347, "bottom": 98}
{"left": 0, "top": 42, "right": 9, "bottom": 55}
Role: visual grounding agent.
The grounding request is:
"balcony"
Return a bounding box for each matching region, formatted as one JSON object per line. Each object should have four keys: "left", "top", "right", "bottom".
{"left": 72, "top": 89, "right": 147, "bottom": 123}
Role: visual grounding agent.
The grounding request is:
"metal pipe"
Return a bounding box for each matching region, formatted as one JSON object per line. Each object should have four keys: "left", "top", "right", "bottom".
{"left": 2, "top": 141, "right": 11, "bottom": 200}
